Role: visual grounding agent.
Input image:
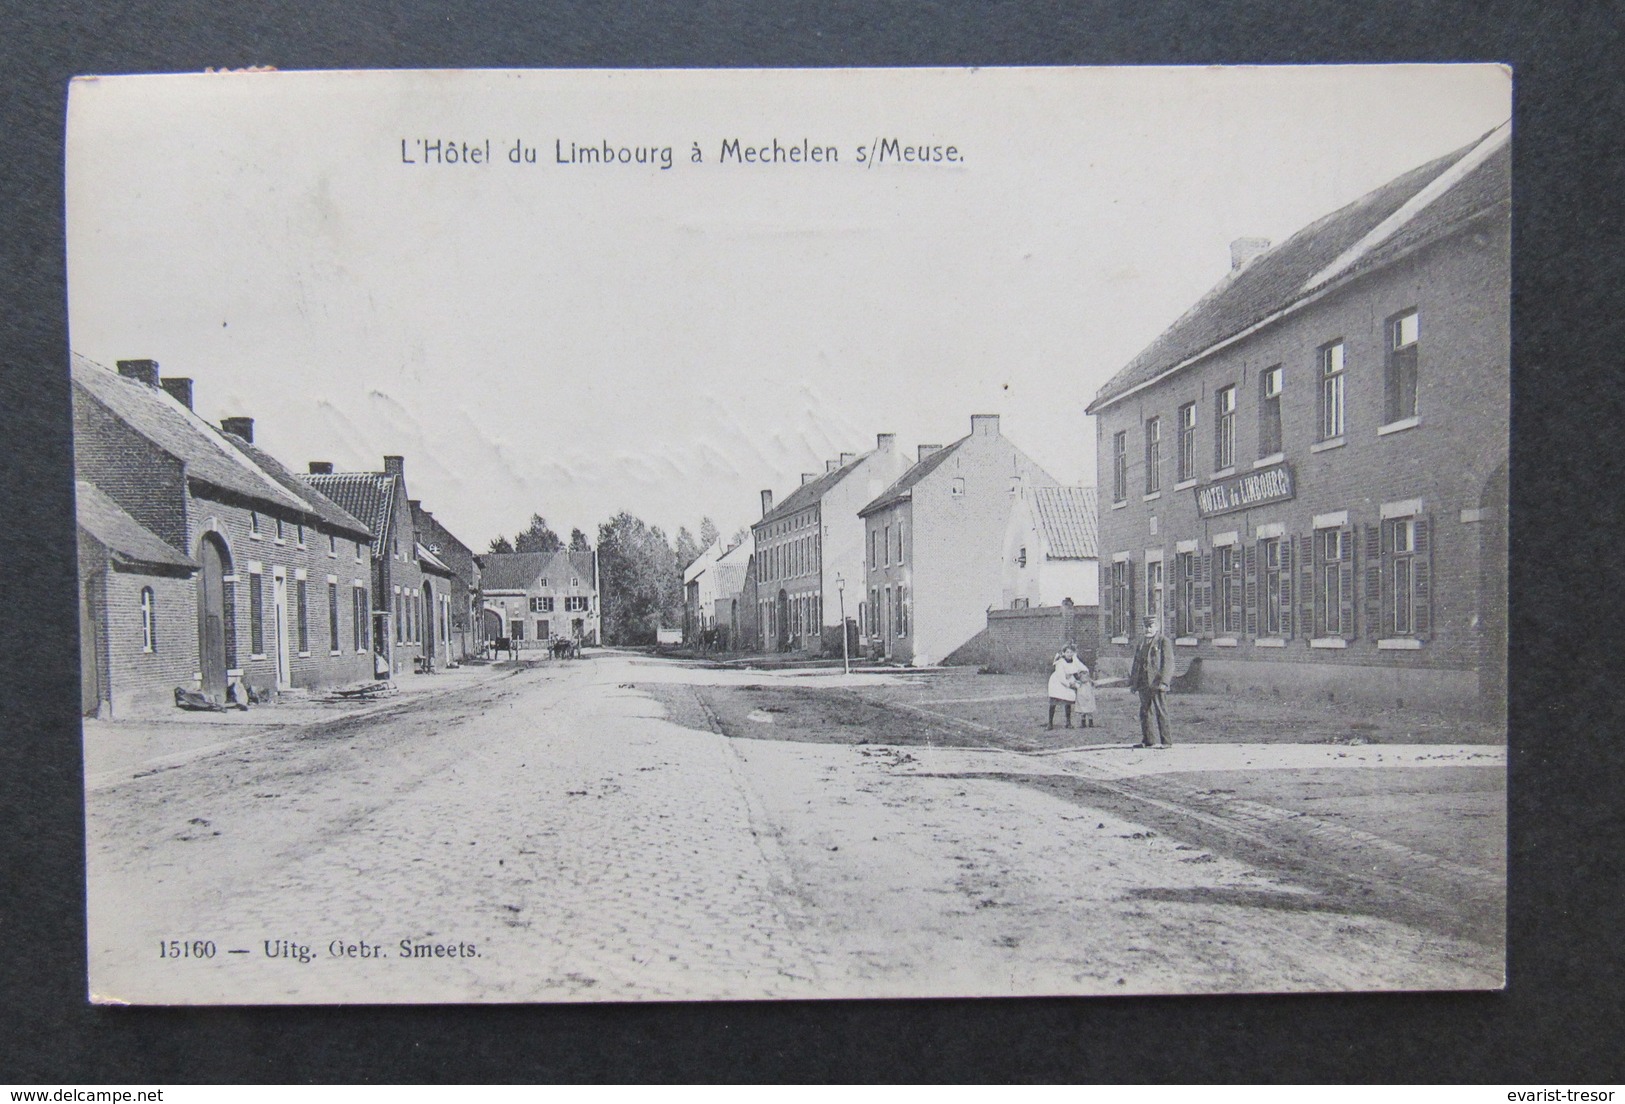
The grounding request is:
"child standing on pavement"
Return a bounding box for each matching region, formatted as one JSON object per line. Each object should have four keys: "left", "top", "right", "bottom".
{"left": 1047, "top": 644, "right": 1089, "bottom": 730}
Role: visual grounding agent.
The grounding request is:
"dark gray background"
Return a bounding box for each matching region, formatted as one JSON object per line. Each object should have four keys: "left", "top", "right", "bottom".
{"left": 2, "top": 1, "right": 1619, "bottom": 1084}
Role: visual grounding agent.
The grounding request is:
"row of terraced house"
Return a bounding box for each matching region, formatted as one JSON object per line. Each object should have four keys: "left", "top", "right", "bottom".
{"left": 74, "top": 354, "right": 486, "bottom": 717}
{"left": 685, "top": 424, "right": 1101, "bottom": 669}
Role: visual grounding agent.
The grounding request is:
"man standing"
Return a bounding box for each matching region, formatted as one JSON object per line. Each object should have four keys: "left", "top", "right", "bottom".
{"left": 1128, "top": 615, "right": 1174, "bottom": 748}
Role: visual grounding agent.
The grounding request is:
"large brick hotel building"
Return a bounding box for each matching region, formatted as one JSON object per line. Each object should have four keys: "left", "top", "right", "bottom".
{"left": 1086, "top": 123, "right": 1509, "bottom": 709}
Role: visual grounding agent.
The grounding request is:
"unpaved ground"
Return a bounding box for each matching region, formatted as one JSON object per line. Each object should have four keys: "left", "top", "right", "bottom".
{"left": 85, "top": 650, "right": 1504, "bottom": 1003}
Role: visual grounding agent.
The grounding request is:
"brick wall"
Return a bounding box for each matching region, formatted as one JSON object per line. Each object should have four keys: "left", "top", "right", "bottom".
{"left": 986, "top": 604, "right": 1102, "bottom": 673}
{"left": 98, "top": 562, "right": 200, "bottom": 715}
{"left": 1091, "top": 215, "right": 1508, "bottom": 705}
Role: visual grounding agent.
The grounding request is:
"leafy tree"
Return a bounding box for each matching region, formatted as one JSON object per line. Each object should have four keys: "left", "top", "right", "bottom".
{"left": 568, "top": 527, "right": 591, "bottom": 552}
{"left": 731, "top": 525, "right": 751, "bottom": 550}
{"left": 597, "top": 512, "right": 682, "bottom": 645}
{"left": 699, "top": 516, "right": 721, "bottom": 551}
{"left": 487, "top": 535, "right": 515, "bottom": 555}
{"left": 513, "top": 514, "right": 564, "bottom": 555}
{"left": 674, "top": 526, "right": 701, "bottom": 572}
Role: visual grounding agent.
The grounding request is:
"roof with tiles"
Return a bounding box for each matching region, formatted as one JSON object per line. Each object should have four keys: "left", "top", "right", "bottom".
{"left": 480, "top": 549, "right": 596, "bottom": 593}
{"left": 857, "top": 438, "right": 967, "bottom": 518}
{"left": 76, "top": 480, "right": 198, "bottom": 571}
{"left": 300, "top": 471, "right": 400, "bottom": 555}
{"left": 756, "top": 453, "right": 870, "bottom": 529}
{"left": 72, "top": 355, "right": 310, "bottom": 514}
{"left": 218, "top": 435, "right": 373, "bottom": 541}
{"left": 1031, "top": 486, "right": 1098, "bottom": 560}
{"left": 1088, "top": 125, "right": 1510, "bottom": 413}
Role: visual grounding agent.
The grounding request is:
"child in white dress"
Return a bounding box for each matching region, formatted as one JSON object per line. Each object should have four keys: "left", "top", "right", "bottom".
{"left": 1047, "top": 644, "right": 1091, "bottom": 729}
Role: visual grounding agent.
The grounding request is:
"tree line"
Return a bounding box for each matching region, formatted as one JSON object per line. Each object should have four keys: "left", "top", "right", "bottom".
{"left": 484, "top": 512, "right": 740, "bottom": 645}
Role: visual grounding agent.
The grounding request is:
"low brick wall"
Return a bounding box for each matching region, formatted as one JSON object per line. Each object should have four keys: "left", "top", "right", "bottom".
{"left": 985, "top": 604, "right": 1100, "bottom": 673}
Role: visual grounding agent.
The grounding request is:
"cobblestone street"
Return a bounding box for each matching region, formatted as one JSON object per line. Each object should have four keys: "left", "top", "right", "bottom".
{"left": 86, "top": 651, "right": 1504, "bottom": 1004}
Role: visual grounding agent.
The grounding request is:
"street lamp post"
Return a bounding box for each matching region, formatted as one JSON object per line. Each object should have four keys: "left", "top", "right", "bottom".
{"left": 835, "top": 573, "right": 850, "bottom": 676}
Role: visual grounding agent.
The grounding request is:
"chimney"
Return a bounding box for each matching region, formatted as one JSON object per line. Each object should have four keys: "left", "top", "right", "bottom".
{"left": 876, "top": 433, "right": 896, "bottom": 451}
{"left": 159, "top": 377, "right": 193, "bottom": 409}
{"left": 760, "top": 489, "right": 774, "bottom": 517}
{"left": 1230, "top": 236, "right": 1271, "bottom": 271}
{"left": 116, "top": 359, "right": 160, "bottom": 387}
{"left": 825, "top": 459, "right": 839, "bottom": 473}
{"left": 308, "top": 461, "right": 334, "bottom": 475}
{"left": 918, "top": 444, "right": 944, "bottom": 463}
{"left": 220, "top": 416, "right": 254, "bottom": 443}
{"left": 383, "top": 455, "right": 405, "bottom": 478}
{"left": 839, "top": 452, "right": 856, "bottom": 466}
{"left": 801, "top": 472, "right": 818, "bottom": 485}
{"left": 408, "top": 499, "right": 423, "bottom": 517}
{"left": 971, "top": 414, "right": 1000, "bottom": 437}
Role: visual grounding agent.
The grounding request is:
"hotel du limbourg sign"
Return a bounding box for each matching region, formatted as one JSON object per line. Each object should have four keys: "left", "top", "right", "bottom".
{"left": 1193, "top": 461, "right": 1296, "bottom": 519}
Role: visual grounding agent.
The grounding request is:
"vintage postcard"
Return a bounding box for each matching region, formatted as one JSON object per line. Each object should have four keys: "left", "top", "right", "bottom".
{"left": 68, "top": 65, "right": 1510, "bottom": 1004}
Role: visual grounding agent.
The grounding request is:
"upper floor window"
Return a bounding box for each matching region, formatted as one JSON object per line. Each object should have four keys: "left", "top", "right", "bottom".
{"left": 328, "top": 533, "right": 337, "bottom": 556}
{"left": 1319, "top": 341, "right": 1346, "bottom": 440}
{"left": 884, "top": 525, "right": 892, "bottom": 566}
{"left": 1144, "top": 416, "right": 1162, "bottom": 494}
{"left": 1215, "top": 385, "right": 1237, "bottom": 470}
{"left": 1177, "top": 402, "right": 1196, "bottom": 483}
{"left": 1112, "top": 431, "right": 1128, "bottom": 503}
{"left": 249, "top": 511, "right": 261, "bottom": 537}
{"left": 950, "top": 477, "right": 965, "bottom": 497}
{"left": 1385, "top": 310, "right": 1419, "bottom": 424}
{"left": 276, "top": 516, "right": 285, "bottom": 542}
{"left": 1259, "top": 366, "right": 1283, "bottom": 457}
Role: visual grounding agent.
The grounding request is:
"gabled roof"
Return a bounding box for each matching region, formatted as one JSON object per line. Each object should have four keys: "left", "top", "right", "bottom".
{"left": 301, "top": 471, "right": 401, "bottom": 554}
{"left": 417, "top": 542, "right": 454, "bottom": 577}
{"left": 1088, "top": 124, "right": 1510, "bottom": 413}
{"left": 72, "top": 355, "right": 310, "bottom": 514}
{"left": 756, "top": 452, "right": 871, "bottom": 528}
{"left": 1031, "top": 486, "right": 1098, "bottom": 560}
{"left": 480, "top": 548, "right": 595, "bottom": 592}
{"left": 479, "top": 551, "right": 550, "bottom": 592}
{"left": 76, "top": 481, "right": 197, "bottom": 571}
{"left": 220, "top": 435, "right": 373, "bottom": 541}
{"left": 857, "top": 438, "right": 967, "bottom": 518}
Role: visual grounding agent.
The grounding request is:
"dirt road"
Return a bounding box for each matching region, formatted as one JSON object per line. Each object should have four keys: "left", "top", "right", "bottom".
{"left": 85, "top": 651, "right": 1503, "bottom": 1003}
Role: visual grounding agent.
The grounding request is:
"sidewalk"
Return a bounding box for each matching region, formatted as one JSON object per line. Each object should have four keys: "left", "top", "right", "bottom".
{"left": 82, "top": 662, "right": 511, "bottom": 788}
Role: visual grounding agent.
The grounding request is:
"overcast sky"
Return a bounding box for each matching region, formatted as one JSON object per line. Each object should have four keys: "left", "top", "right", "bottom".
{"left": 67, "top": 66, "right": 1509, "bottom": 550}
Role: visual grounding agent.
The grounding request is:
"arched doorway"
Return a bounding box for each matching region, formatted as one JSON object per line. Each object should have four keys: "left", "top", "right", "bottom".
{"left": 196, "top": 532, "right": 232, "bottom": 701}
{"left": 482, "top": 606, "right": 503, "bottom": 643}
{"left": 423, "top": 580, "right": 436, "bottom": 667}
{"left": 776, "top": 589, "right": 790, "bottom": 652}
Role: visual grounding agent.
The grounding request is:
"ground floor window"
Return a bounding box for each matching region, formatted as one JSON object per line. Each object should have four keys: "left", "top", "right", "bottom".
{"left": 1145, "top": 558, "right": 1163, "bottom": 624}
{"left": 1174, "top": 552, "right": 1195, "bottom": 637}
{"left": 1261, "top": 537, "right": 1284, "bottom": 636}
{"left": 328, "top": 581, "right": 340, "bottom": 652}
{"left": 1109, "top": 559, "right": 1132, "bottom": 638}
{"left": 537, "top": 618, "right": 549, "bottom": 639}
{"left": 353, "top": 586, "right": 368, "bottom": 652}
{"left": 1316, "top": 525, "right": 1355, "bottom": 638}
{"left": 1217, "top": 545, "right": 1240, "bottom": 635}
{"left": 296, "top": 579, "right": 309, "bottom": 655}
{"left": 510, "top": 620, "right": 524, "bottom": 641}
{"left": 140, "top": 587, "right": 156, "bottom": 652}
{"left": 250, "top": 572, "right": 264, "bottom": 655}
{"left": 895, "top": 584, "right": 908, "bottom": 637}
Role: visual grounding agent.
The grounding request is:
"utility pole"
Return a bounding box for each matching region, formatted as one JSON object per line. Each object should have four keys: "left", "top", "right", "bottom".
{"left": 836, "top": 572, "right": 850, "bottom": 676}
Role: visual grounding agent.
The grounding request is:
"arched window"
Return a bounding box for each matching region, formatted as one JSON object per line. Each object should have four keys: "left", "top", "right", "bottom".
{"left": 140, "top": 587, "right": 156, "bottom": 653}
